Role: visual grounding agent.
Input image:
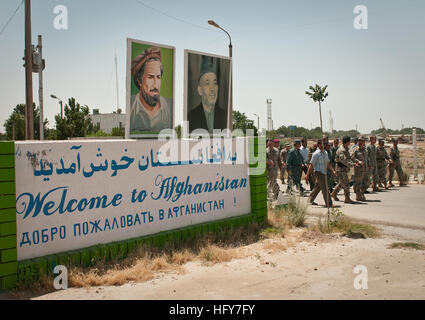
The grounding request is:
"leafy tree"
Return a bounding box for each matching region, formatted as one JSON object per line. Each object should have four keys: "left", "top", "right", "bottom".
{"left": 4, "top": 104, "right": 48, "bottom": 140}
{"left": 55, "top": 98, "right": 93, "bottom": 140}
{"left": 46, "top": 128, "right": 58, "bottom": 140}
{"left": 111, "top": 127, "right": 125, "bottom": 137}
{"left": 305, "top": 84, "right": 329, "bottom": 134}
{"left": 175, "top": 124, "right": 182, "bottom": 138}
{"left": 232, "top": 110, "right": 258, "bottom": 135}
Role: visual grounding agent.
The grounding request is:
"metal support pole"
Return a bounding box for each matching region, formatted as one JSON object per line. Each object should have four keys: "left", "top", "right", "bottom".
{"left": 229, "top": 43, "right": 233, "bottom": 132}
{"left": 37, "top": 35, "right": 44, "bottom": 140}
{"left": 24, "top": 0, "right": 34, "bottom": 140}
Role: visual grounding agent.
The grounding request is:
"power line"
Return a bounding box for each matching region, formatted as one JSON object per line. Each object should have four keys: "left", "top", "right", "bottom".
{"left": 0, "top": 0, "right": 24, "bottom": 38}
{"left": 134, "top": 0, "right": 218, "bottom": 33}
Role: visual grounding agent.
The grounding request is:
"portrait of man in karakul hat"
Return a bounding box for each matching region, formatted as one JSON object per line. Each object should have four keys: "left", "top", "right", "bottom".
{"left": 130, "top": 46, "right": 173, "bottom": 133}
{"left": 188, "top": 55, "right": 228, "bottom": 133}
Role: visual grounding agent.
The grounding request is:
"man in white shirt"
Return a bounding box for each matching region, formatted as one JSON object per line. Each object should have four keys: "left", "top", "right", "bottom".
{"left": 130, "top": 47, "right": 173, "bottom": 133}
{"left": 300, "top": 138, "right": 315, "bottom": 191}
{"left": 305, "top": 139, "right": 337, "bottom": 207}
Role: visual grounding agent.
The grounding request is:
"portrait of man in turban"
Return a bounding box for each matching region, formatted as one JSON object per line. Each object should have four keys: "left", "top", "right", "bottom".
{"left": 128, "top": 41, "right": 174, "bottom": 135}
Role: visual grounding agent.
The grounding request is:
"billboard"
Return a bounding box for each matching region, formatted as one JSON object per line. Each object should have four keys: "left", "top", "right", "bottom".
{"left": 184, "top": 50, "right": 232, "bottom": 134}
{"left": 126, "top": 38, "right": 175, "bottom": 138}
{"left": 14, "top": 139, "right": 251, "bottom": 261}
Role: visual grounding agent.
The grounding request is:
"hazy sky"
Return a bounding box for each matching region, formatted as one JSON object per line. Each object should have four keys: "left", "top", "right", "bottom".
{"left": 1, "top": 0, "right": 424, "bottom": 134}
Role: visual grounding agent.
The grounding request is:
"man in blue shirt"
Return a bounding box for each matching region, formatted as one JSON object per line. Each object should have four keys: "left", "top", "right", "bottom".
{"left": 305, "top": 139, "right": 337, "bottom": 207}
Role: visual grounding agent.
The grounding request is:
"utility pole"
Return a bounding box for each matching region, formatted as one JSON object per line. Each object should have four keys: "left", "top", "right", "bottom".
{"left": 37, "top": 35, "right": 44, "bottom": 140}
{"left": 115, "top": 53, "right": 119, "bottom": 112}
{"left": 24, "top": 0, "right": 34, "bottom": 140}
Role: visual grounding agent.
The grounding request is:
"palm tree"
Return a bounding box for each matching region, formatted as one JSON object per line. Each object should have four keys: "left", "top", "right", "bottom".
{"left": 305, "top": 84, "right": 331, "bottom": 215}
{"left": 305, "top": 84, "right": 329, "bottom": 134}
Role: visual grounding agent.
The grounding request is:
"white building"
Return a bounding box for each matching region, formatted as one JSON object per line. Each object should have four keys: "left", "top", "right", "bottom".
{"left": 90, "top": 109, "right": 125, "bottom": 134}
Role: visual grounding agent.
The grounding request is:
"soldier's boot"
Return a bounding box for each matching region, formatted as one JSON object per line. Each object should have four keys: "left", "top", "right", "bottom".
{"left": 384, "top": 182, "right": 389, "bottom": 190}
{"left": 372, "top": 184, "right": 380, "bottom": 192}
{"left": 388, "top": 181, "right": 395, "bottom": 188}
{"left": 331, "top": 189, "right": 340, "bottom": 202}
{"left": 344, "top": 195, "right": 356, "bottom": 204}
{"left": 361, "top": 193, "right": 367, "bottom": 201}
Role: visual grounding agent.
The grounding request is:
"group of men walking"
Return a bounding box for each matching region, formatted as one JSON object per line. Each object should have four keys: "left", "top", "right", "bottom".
{"left": 266, "top": 135, "right": 406, "bottom": 207}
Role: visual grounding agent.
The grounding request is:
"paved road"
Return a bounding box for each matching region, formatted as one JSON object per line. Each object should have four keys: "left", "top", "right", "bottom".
{"left": 294, "top": 183, "right": 425, "bottom": 229}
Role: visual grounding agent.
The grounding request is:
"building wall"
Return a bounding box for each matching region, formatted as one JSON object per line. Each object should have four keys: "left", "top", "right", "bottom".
{"left": 90, "top": 114, "right": 126, "bottom": 134}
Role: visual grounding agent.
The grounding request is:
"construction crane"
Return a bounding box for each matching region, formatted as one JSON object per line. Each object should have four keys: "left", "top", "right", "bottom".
{"left": 379, "top": 118, "right": 390, "bottom": 141}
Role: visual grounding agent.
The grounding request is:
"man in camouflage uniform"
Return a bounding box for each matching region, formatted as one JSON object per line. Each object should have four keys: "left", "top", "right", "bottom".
{"left": 324, "top": 142, "right": 335, "bottom": 192}
{"left": 286, "top": 140, "right": 305, "bottom": 194}
{"left": 350, "top": 136, "right": 367, "bottom": 201}
{"left": 389, "top": 138, "right": 406, "bottom": 187}
{"left": 376, "top": 138, "right": 390, "bottom": 189}
{"left": 331, "top": 136, "right": 356, "bottom": 204}
{"left": 266, "top": 139, "right": 282, "bottom": 200}
{"left": 280, "top": 143, "right": 290, "bottom": 184}
{"left": 366, "top": 135, "right": 380, "bottom": 192}
{"left": 331, "top": 138, "right": 340, "bottom": 185}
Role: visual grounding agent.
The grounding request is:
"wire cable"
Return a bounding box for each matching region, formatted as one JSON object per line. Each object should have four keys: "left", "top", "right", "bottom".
{"left": 0, "top": 0, "right": 24, "bottom": 38}
{"left": 134, "top": 0, "right": 219, "bottom": 33}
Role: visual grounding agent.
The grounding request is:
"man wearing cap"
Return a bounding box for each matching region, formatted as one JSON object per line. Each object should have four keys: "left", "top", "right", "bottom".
{"left": 331, "top": 138, "right": 340, "bottom": 185}
{"left": 376, "top": 138, "right": 391, "bottom": 189}
{"left": 267, "top": 139, "right": 282, "bottom": 200}
{"left": 305, "top": 139, "right": 336, "bottom": 207}
{"left": 366, "top": 135, "right": 380, "bottom": 192}
{"left": 331, "top": 136, "right": 357, "bottom": 204}
{"left": 324, "top": 142, "right": 335, "bottom": 192}
{"left": 286, "top": 140, "right": 305, "bottom": 194}
{"left": 280, "top": 143, "right": 291, "bottom": 184}
{"left": 130, "top": 47, "right": 173, "bottom": 133}
{"left": 389, "top": 138, "right": 406, "bottom": 187}
{"left": 300, "top": 138, "right": 315, "bottom": 191}
{"left": 188, "top": 56, "right": 227, "bottom": 133}
{"left": 350, "top": 136, "right": 368, "bottom": 201}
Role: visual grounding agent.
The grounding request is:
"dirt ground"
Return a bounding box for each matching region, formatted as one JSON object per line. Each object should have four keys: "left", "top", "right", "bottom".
{"left": 14, "top": 222, "right": 425, "bottom": 300}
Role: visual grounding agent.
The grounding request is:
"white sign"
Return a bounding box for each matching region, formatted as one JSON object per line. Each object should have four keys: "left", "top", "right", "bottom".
{"left": 15, "top": 139, "right": 251, "bottom": 261}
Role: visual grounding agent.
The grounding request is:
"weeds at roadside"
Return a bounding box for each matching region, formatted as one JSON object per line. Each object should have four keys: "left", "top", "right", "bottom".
{"left": 312, "top": 208, "right": 380, "bottom": 239}
{"left": 388, "top": 242, "right": 425, "bottom": 250}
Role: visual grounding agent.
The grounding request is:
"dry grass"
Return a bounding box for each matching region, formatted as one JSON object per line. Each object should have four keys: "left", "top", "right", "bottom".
{"left": 388, "top": 242, "right": 425, "bottom": 250}
{"left": 311, "top": 209, "right": 380, "bottom": 239}
{"left": 65, "top": 222, "right": 265, "bottom": 289}
{"left": 199, "top": 245, "right": 240, "bottom": 265}
{"left": 262, "top": 241, "right": 287, "bottom": 252}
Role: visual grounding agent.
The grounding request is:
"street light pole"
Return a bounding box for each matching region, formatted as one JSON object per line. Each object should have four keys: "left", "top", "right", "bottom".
{"left": 50, "top": 95, "right": 63, "bottom": 119}
{"left": 208, "top": 20, "right": 233, "bottom": 131}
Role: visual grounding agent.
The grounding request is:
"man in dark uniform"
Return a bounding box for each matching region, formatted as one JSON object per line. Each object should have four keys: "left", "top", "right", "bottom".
{"left": 286, "top": 140, "right": 305, "bottom": 195}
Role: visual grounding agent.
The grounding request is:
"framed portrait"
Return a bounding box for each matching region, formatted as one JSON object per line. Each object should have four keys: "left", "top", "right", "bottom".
{"left": 184, "top": 50, "right": 232, "bottom": 134}
{"left": 126, "top": 38, "right": 175, "bottom": 138}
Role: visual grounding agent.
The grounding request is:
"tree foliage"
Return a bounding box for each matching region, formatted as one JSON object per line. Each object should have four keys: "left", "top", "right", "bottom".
{"left": 371, "top": 127, "right": 424, "bottom": 136}
{"left": 4, "top": 104, "right": 48, "bottom": 140}
{"left": 232, "top": 110, "right": 258, "bottom": 135}
{"left": 55, "top": 98, "right": 93, "bottom": 140}
{"left": 306, "top": 84, "right": 329, "bottom": 133}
